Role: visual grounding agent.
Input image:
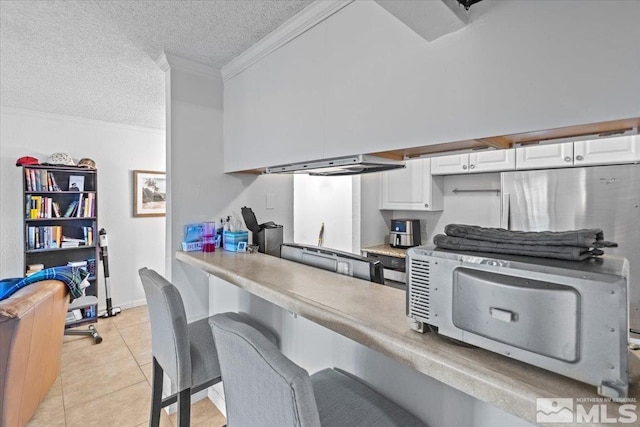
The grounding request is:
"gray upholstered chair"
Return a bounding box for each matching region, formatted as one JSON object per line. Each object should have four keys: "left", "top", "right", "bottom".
{"left": 138, "top": 268, "right": 277, "bottom": 427}
{"left": 210, "top": 312, "right": 428, "bottom": 427}
{"left": 139, "top": 267, "right": 219, "bottom": 427}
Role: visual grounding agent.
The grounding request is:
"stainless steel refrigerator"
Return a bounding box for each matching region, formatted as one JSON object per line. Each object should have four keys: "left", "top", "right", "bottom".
{"left": 501, "top": 164, "right": 640, "bottom": 341}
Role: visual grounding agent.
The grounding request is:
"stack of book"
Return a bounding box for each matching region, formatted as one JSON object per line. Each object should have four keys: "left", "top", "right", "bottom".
{"left": 27, "top": 226, "right": 63, "bottom": 249}
{"left": 25, "top": 169, "right": 61, "bottom": 192}
{"left": 25, "top": 263, "right": 44, "bottom": 276}
{"left": 26, "top": 196, "right": 62, "bottom": 218}
{"left": 62, "top": 193, "right": 95, "bottom": 218}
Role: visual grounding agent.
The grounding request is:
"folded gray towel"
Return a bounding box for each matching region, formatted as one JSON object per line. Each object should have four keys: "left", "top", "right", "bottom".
{"left": 444, "top": 224, "right": 617, "bottom": 248}
{"left": 433, "top": 234, "right": 603, "bottom": 261}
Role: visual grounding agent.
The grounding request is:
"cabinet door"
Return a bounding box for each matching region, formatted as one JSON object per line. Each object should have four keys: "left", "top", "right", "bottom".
{"left": 469, "top": 149, "right": 515, "bottom": 173}
{"left": 431, "top": 154, "right": 469, "bottom": 175}
{"left": 573, "top": 135, "right": 640, "bottom": 166}
{"left": 380, "top": 158, "right": 443, "bottom": 211}
{"left": 324, "top": 1, "right": 427, "bottom": 158}
{"left": 223, "top": 22, "right": 326, "bottom": 172}
{"left": 515, "top": 142, "right": 574, "bottom": 170}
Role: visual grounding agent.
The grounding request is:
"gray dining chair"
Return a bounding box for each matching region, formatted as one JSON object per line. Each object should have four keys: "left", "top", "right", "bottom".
{"left": 138, "top": 268, "right": 277, "bottom": 427}
{"left": 209, "top": 312, "right": 428, "bottom": 427}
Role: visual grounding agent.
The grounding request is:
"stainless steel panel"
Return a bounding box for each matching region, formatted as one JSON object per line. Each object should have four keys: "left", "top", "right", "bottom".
{"left": 407, "top": 247, "right": 630, "bottom": 398}
{"left": 452, "top": 268, "right": 579, "bottom": 362}
{"left": 501, "top": 164, "right": 640, "bottom": 337}
{"left": 280, "top": 243, "right": 384, "bottom": 283}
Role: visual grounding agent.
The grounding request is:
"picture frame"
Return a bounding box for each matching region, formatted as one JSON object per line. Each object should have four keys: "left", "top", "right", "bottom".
{"left": 133, "top": 170, "right": 166, "bottom": 217}
{"left": 68, "top": 175, "right": 85, "bottom": 192}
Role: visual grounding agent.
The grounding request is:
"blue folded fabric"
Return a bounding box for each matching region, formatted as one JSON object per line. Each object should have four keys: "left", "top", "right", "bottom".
{"left": 0, "top": 266, "right": 88, "bottom": 301}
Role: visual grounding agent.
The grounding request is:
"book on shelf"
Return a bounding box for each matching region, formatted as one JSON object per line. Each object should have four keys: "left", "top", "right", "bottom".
{"left": 67, "top": 260, "right": 88, "bottom": 267}
{"left": 52, "top": 201, "right": 61, "bottom": 218}
{"left": 25, "top": 168, "right": 32, "bottom": 191}
{"left": 76, "top": 193, "right": 83, "bottom": 218}
{"left": 63, "top": 201, "right": 78, "bottom": 217}
{"left": 48, "top": 172, "right": 61, "bottom": 191}
{"left": 39, "top": 170, "right": 47, "bottom": 192}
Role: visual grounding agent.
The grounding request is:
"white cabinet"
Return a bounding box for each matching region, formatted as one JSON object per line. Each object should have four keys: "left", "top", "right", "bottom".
{"left": 223, "top": 21, "right": 327, "bottom": 172}
{"left": 574, "top": 135, "right": 640, "bottom": 166}
{"left": 515, "top": 142, "right": 574, "bottom": 170}
{"left": 431, "top": 150, "right": 516, "bottom": 175}
{"left": 380, "top": 158, "right": 443, "bottom": 211}
{"left": 515, "top": 136, "right": 639, "bottom": 170}
{"left": 323, "top": 1, "right": 426, "bottom": 158}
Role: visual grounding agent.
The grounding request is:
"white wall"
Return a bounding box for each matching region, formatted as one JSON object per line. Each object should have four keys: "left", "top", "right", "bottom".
{"left": 293, "top": 175, "right": 359, "bottom": 253}
{"left": 0, "top": 107, "right": 165, "bottom": 309}
{"left": 389, "top": 173, "right": 502, "bottom": 245}
{"left": 164, "top": 56, "right": 293, "bottom": 321}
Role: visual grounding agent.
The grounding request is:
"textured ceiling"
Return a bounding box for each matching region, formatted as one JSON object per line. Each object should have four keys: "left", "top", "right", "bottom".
{"left": 0, "top": 0, "right": 313, "bottom": 129}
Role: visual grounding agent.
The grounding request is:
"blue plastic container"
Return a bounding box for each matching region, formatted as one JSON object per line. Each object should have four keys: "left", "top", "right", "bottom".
{"left": 223, "top": 230, "right": 249, "bottom": 252}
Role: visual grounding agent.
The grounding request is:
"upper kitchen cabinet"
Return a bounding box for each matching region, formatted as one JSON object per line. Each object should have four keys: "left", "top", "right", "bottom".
{"left": 515, "top": 142, "right": 574, "bottom": 170}
{"left": 573, "top": 135, "right": 640, "bottom": 166}
{"left": 223, "top": 21, "right": 327, "bottom": 172}
{"left": 516, "top": 135, "right": 639, "bottom": 170}
{"left": 431, "top": 149, "right": 515, "bottom": 175}
{"left": 323, "top": 1, "right": 428, "bottom": 159}
{"left": 380, "top": 158, "right": 443, "bottom": 211}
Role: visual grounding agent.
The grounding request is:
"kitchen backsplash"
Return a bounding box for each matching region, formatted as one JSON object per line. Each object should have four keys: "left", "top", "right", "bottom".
{"left": 383, "top": 172, "right": 502, "bottom": 246}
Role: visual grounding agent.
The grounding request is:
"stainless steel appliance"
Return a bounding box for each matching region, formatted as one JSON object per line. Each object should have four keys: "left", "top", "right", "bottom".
{"left": 501, "top": 164, "right": 640, "bottom": 341}
{"left": 406, "top": 247, "right": 630, "bottom": 398}
{"left": 280, "top": 243, "right": 384, "bottom": 284}
{"left": 266, "top": 154, "right": 405, "bottom": 176}
{"left": 362, "top": 251, "right": 406, "bottom": 289}
{"left": 390, "top": 219, "right": 421, "bottom": 248}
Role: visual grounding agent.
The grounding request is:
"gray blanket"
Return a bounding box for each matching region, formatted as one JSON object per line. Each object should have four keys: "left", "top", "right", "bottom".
{"left": 444, "top": 224, "right": 617, "bottom": 248}
{"left": 433, "top": 234, "right": 605, "bottom": 261}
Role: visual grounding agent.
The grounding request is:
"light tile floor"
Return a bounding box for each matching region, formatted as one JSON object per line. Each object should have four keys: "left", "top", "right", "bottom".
{"left": 27, "top": 305, "right": 226, "bottom": 427}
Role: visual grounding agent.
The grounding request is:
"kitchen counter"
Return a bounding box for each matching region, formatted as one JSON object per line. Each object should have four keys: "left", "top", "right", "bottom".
{"left": 361, "top": 243, "right": 407, "bottom": 258}
{"left": 177, "top": 250, "right": 639, "bottom": 425}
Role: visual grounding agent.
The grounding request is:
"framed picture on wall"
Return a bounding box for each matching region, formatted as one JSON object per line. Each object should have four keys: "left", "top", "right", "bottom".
{"left": 133, "top": 170, "right": 166, "bottom": 217}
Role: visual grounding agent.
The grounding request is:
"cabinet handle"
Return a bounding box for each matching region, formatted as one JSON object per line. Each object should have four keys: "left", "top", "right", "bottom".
{"left": 462, "top": 165, "right": 468, "bottom": 170}
{"left": 469, "top": 164, "right": 475, "bottom": 170}
{"left": 564, "top": 156, "right": 572, "bottom": 162}
{"left": 424, "top": 203, "right": 429, "bottom": 208}
{"left": 576, "top": 155, "right": 584, "bottom": 161}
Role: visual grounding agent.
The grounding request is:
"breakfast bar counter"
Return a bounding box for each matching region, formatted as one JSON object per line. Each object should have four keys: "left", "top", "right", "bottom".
{"left": 177, "top": 250, "right": 639, "bottom": 425}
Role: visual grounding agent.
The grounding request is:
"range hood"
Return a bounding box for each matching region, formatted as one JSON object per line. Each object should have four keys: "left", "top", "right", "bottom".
{"left": 265, "top": 154, "right": 405, "bottom": 176}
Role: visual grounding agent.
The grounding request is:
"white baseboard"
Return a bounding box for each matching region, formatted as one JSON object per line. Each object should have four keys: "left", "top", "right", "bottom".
{"left": 98, "top": 298, "right": 147, "bottom": 312}
{"left": 208, "top": 383, "right": 226, "bottom": 417}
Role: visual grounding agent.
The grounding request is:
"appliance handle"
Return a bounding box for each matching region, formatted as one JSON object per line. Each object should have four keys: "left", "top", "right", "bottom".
{"left": 501, "top": 193, "right": 510, "bottom": 230}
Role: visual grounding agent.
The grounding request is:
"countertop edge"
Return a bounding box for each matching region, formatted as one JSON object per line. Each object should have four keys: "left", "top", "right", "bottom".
{"left": 177, "top": 250, "right": 635, "bottom": 426}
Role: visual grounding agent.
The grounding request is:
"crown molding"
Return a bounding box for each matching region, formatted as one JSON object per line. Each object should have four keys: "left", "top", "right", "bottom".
{"left": 221, "top": 0, "right": 353, "bottom": 82}
{"left": 156, "top": 52, "right": 222, "bottom": 81}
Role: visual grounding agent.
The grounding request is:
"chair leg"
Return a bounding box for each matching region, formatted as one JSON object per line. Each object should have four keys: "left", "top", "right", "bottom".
{"left": 150, "top": 357, "right": 163, "bottom": 427}
{"left": 177, "top": 388, "right": 191, "bottom": 427}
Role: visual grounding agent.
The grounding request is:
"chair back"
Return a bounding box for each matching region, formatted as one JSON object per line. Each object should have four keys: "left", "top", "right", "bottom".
{"left": 138, "top": 268, "right": 191, "bottom": 391}
{"left": 210, "top": 313, "right": 321, "bottom": 427}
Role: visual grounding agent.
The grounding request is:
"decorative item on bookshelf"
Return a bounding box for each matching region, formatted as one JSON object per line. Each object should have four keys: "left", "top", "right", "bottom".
{"left": 68, "top": 175, "right": 84, "bottom": 191}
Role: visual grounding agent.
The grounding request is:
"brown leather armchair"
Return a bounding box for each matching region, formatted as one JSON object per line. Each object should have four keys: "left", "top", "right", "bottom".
{"left": 0, "top": 280, "right": 69, "bottom": 427}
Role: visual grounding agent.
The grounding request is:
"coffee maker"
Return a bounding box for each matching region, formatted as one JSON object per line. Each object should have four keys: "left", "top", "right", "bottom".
{"left": 390, "top": 219, "right": 421, "bottom": 248}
